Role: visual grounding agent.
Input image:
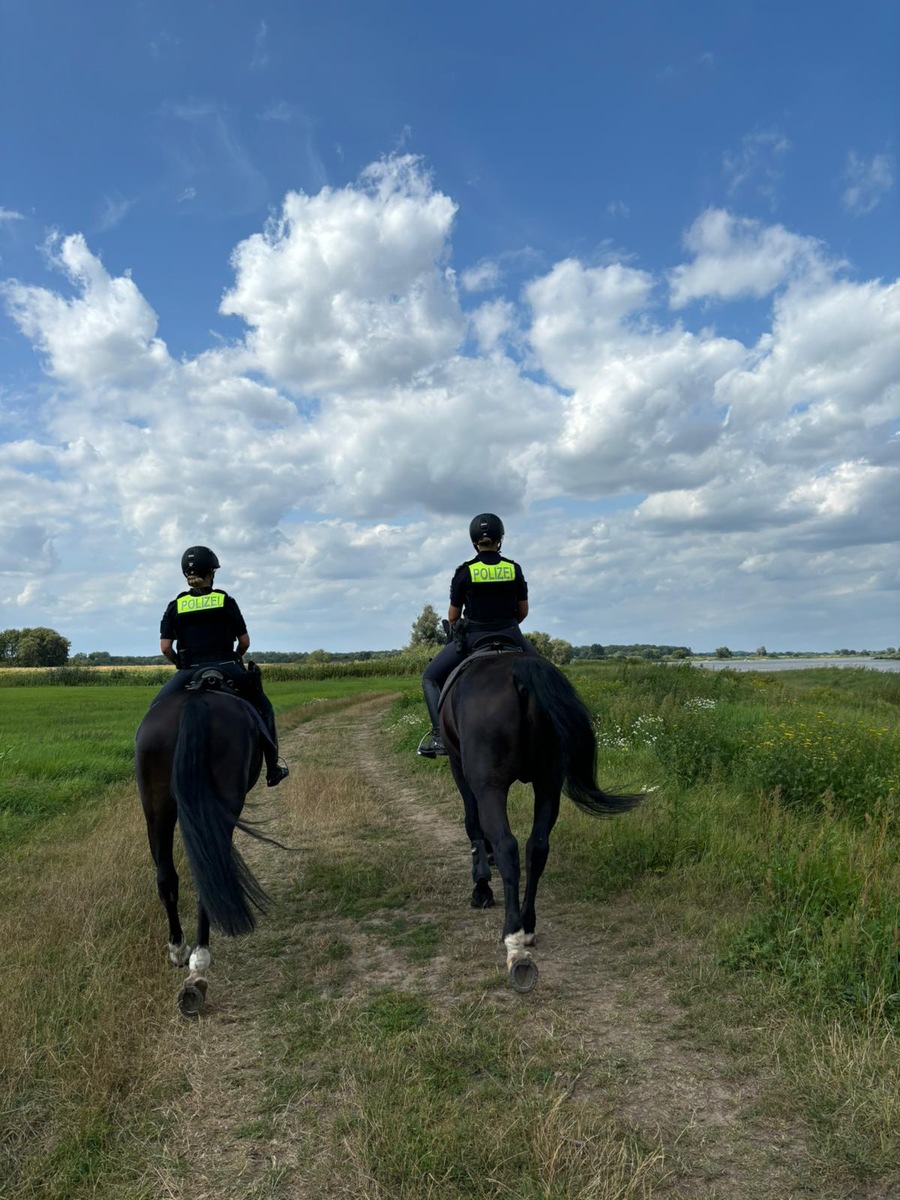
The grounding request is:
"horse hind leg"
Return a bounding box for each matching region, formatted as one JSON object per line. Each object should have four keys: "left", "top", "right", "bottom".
{"left": 448, "top": 754, "right": 494, "bottom": 908}
{"left": 477, "top": 791, "right": 538, "bottom": 992}
{"left": 147, "top": 810, "right": 191, "bottom": 967}
{"left": 178, "top": 907, "right": 211, "bottom": 1018}
{"left": 521, "top": 784, "right": 561, "bottom": 947}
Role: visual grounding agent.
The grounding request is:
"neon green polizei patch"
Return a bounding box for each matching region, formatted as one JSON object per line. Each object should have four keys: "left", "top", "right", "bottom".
{"left": 176, "top": 591, "right": 226, "bottom": 614}
{"left": 468, "top": 560, "right": 515, "bottom": 584}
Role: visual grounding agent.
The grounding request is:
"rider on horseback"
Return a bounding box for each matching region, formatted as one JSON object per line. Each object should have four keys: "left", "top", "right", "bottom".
{"left": 418, "top": 513, "right": 537, "bottom": 758}
{"left": 152, "top": 546, "right": 289, "bottom": 787}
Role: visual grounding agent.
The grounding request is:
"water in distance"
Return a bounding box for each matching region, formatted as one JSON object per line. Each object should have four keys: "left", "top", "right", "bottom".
{"left": 695, "top": 657, "right": 900, "bottom": 673}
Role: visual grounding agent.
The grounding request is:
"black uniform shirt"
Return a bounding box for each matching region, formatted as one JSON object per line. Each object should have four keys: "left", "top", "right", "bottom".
{"left": 449, "top": 551, "right": 528, "bottom": 623}
{"left": 159, "top": 587, "right": 247, "bottom": 668}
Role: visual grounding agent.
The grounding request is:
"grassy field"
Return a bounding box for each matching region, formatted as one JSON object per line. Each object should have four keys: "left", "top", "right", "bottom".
{"left": 394, "top": 662, "right": 900, "bottom": 1022}
{"left": 1, "top": 662, "right": 898, "bottom": 1197}
{"left": 0, "top": 675, "right": 419, "bottom": 848}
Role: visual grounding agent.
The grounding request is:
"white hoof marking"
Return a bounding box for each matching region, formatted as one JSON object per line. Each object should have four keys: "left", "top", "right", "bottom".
{"left": 189, "top": 947, "right": 211, "bottom": 972}
{"left": 524, "top": 933, "right": 536, "bottom": 947}
{"left": 504, "top": 929, "right": 530, "bottom": 969}
{"left": 168, "top": 941, "right": 191, "bottom": 967}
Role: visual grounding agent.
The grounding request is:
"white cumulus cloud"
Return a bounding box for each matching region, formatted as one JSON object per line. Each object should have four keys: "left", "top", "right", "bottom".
{"left": 2, "top": 157, "right": 898, "bottom": 654}
{"left": 668, "top": 209, "right": 834, "bottom": 307}
{"left": 221, "top": 155, "right": 464, "bottom": 394}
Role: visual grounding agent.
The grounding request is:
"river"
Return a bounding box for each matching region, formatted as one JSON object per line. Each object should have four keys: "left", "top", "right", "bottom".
{"left": 695, "top": 656, "right": 900, "bottom": 673}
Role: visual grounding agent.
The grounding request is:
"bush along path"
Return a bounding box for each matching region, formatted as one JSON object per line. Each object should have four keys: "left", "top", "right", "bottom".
{"left": 141, "top": 692, "right": 897, "bottom": 1200}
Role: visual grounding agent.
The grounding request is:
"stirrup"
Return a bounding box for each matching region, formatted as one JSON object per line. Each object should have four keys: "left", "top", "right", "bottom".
{"left": 417, "top": 731, "right": 447, "bottom": 758}
{"left": 266, "top": 763, "right": 290, "bottom": 787}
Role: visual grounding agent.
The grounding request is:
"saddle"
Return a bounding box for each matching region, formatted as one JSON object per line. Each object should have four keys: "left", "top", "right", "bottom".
{"left": 438, "top": 638, "right": 524, "bottom": 709}
{"left": 183, "top": 667, "right": 277, "bottom": 750}
{"left": 185, "top": 667, "right": 239, "bottom": 694}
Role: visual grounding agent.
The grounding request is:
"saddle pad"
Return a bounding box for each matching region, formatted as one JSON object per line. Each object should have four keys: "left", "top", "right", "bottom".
{"left": 438, "top": 645, "right": 524, "bottom": 709}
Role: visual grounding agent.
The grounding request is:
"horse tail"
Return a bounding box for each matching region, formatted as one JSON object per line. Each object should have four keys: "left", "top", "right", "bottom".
{"left": 172, "top": 694, "right": 269, "bottom": 936}
{"left": 511, "top": 657, "right": 641, "bottom": 817}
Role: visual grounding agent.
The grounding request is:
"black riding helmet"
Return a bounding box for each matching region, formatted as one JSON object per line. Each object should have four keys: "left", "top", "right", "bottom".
{"left": 469, "top": 513, "right": 504, "bottom": 547}
{"left": 181, "top": 545, "right": 220, "bottom": 578}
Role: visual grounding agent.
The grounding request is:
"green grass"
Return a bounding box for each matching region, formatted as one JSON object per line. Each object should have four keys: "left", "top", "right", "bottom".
{"left": 3, "top": 669, "right": 897, "bottom": 1197}
{"left": 383, "top": 665, "right": 900, "bottom": 1181}
{"left": 0, "top": 676, "right": 418, "bottom": 849}
{"left": 590, "top": 666, "right": 900, "bottom": 1022}
{"left": 386, "top": 662, "right": 900, "bottom": 1024}
{"left": 0, "top": 649, "right": 435, "bottom": 687}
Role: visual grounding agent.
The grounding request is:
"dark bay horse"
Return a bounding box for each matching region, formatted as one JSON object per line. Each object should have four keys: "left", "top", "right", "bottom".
{"left": 440, "top": 649, "right": 641, "bottom": 992}
{"left": 134, "top": 685, "right": 270, "bottom": 1015}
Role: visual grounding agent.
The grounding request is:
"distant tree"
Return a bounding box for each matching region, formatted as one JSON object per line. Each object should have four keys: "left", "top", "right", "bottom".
{"left": 548, "top": 638, "right": 574, "bottom": 665}
{"left": 715, "top": 646, "right": 733, "bottom": 659}
{"left": 13, "top": 627, "right": 71, "bottom": 667}
{"left": 0, "top": 629, "right": 18, "bottom": 664}
{"left": 670, "top": 647, "right": 690, "bottom": 660}
{"left": 408, "top": 603, "right": 444, "bottom": 648}
{"left": 307, "top": 648, "right": 333, "bottom": 664}
{"left": 755, "top": 646, "right": 768, "bottom": 657}
{"left": 526, "top": 631, "right": 553, "bottom": 658}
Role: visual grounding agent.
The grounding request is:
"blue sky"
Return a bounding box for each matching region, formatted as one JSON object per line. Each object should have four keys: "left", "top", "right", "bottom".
{"left": 1, "top": 0, "right": 898, "bottom": 655}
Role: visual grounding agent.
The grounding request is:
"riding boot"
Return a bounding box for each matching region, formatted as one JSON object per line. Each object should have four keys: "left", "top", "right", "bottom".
{"left": 417, "top": 679, "right": 447, "bottom": 757}
{"left": 263, "top": 709, "right": 290, "bottom": 787}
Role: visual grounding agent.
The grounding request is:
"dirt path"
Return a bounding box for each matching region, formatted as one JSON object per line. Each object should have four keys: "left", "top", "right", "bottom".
{"left": 151, "top": 695, "right": 859, "bottom": 1200}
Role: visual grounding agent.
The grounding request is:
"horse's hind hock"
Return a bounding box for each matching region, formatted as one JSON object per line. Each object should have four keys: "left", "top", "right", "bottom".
{"left": 189, "top": 947, "right": 211, "bottom": 972}
{"left": 168, "top": 941, "right": 191, "bottom": 967}
{"left": 178, "top": 971, "right": 208, "bottom": 1018}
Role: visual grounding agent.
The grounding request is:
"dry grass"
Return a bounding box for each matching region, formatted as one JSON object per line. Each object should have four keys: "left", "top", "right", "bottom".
{"left": 0, "top": 786, "right": 184, "bottom": 1199}
{"left": 787, "top": 1017, "right": 900, "bottom": 1173}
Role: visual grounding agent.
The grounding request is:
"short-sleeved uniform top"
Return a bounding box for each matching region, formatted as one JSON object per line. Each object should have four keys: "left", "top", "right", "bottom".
{"left": 450, "top": 551, "right": 528, "bottom": 624}
{"left": 159, "top": 587, "right": 247, "bottom": 669}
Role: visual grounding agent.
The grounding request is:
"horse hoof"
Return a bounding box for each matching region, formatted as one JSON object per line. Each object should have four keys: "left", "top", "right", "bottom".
{"left": 508, "top": 957, "right": 539, "bottom": 993}
{"left": 471, "top": 888, "right": 495, "bottom": 909}
{"left": 178, "top": 975, "right": 208, "bottom": 1018}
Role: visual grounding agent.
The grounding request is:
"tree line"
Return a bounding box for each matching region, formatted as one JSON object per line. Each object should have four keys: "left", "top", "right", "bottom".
{"left": 4, "top": 615, "right": 895, "bottom": 669}
{"left": 0, "top": 628, "right": 71, "bottom": 667}
{"left": 407, "top": 604, "right": 694, "bottom": 664}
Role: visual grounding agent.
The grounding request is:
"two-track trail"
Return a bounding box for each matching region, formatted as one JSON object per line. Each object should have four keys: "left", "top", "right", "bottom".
{"left": 146, "top": 694, "right": 871, "bottom": 1200}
